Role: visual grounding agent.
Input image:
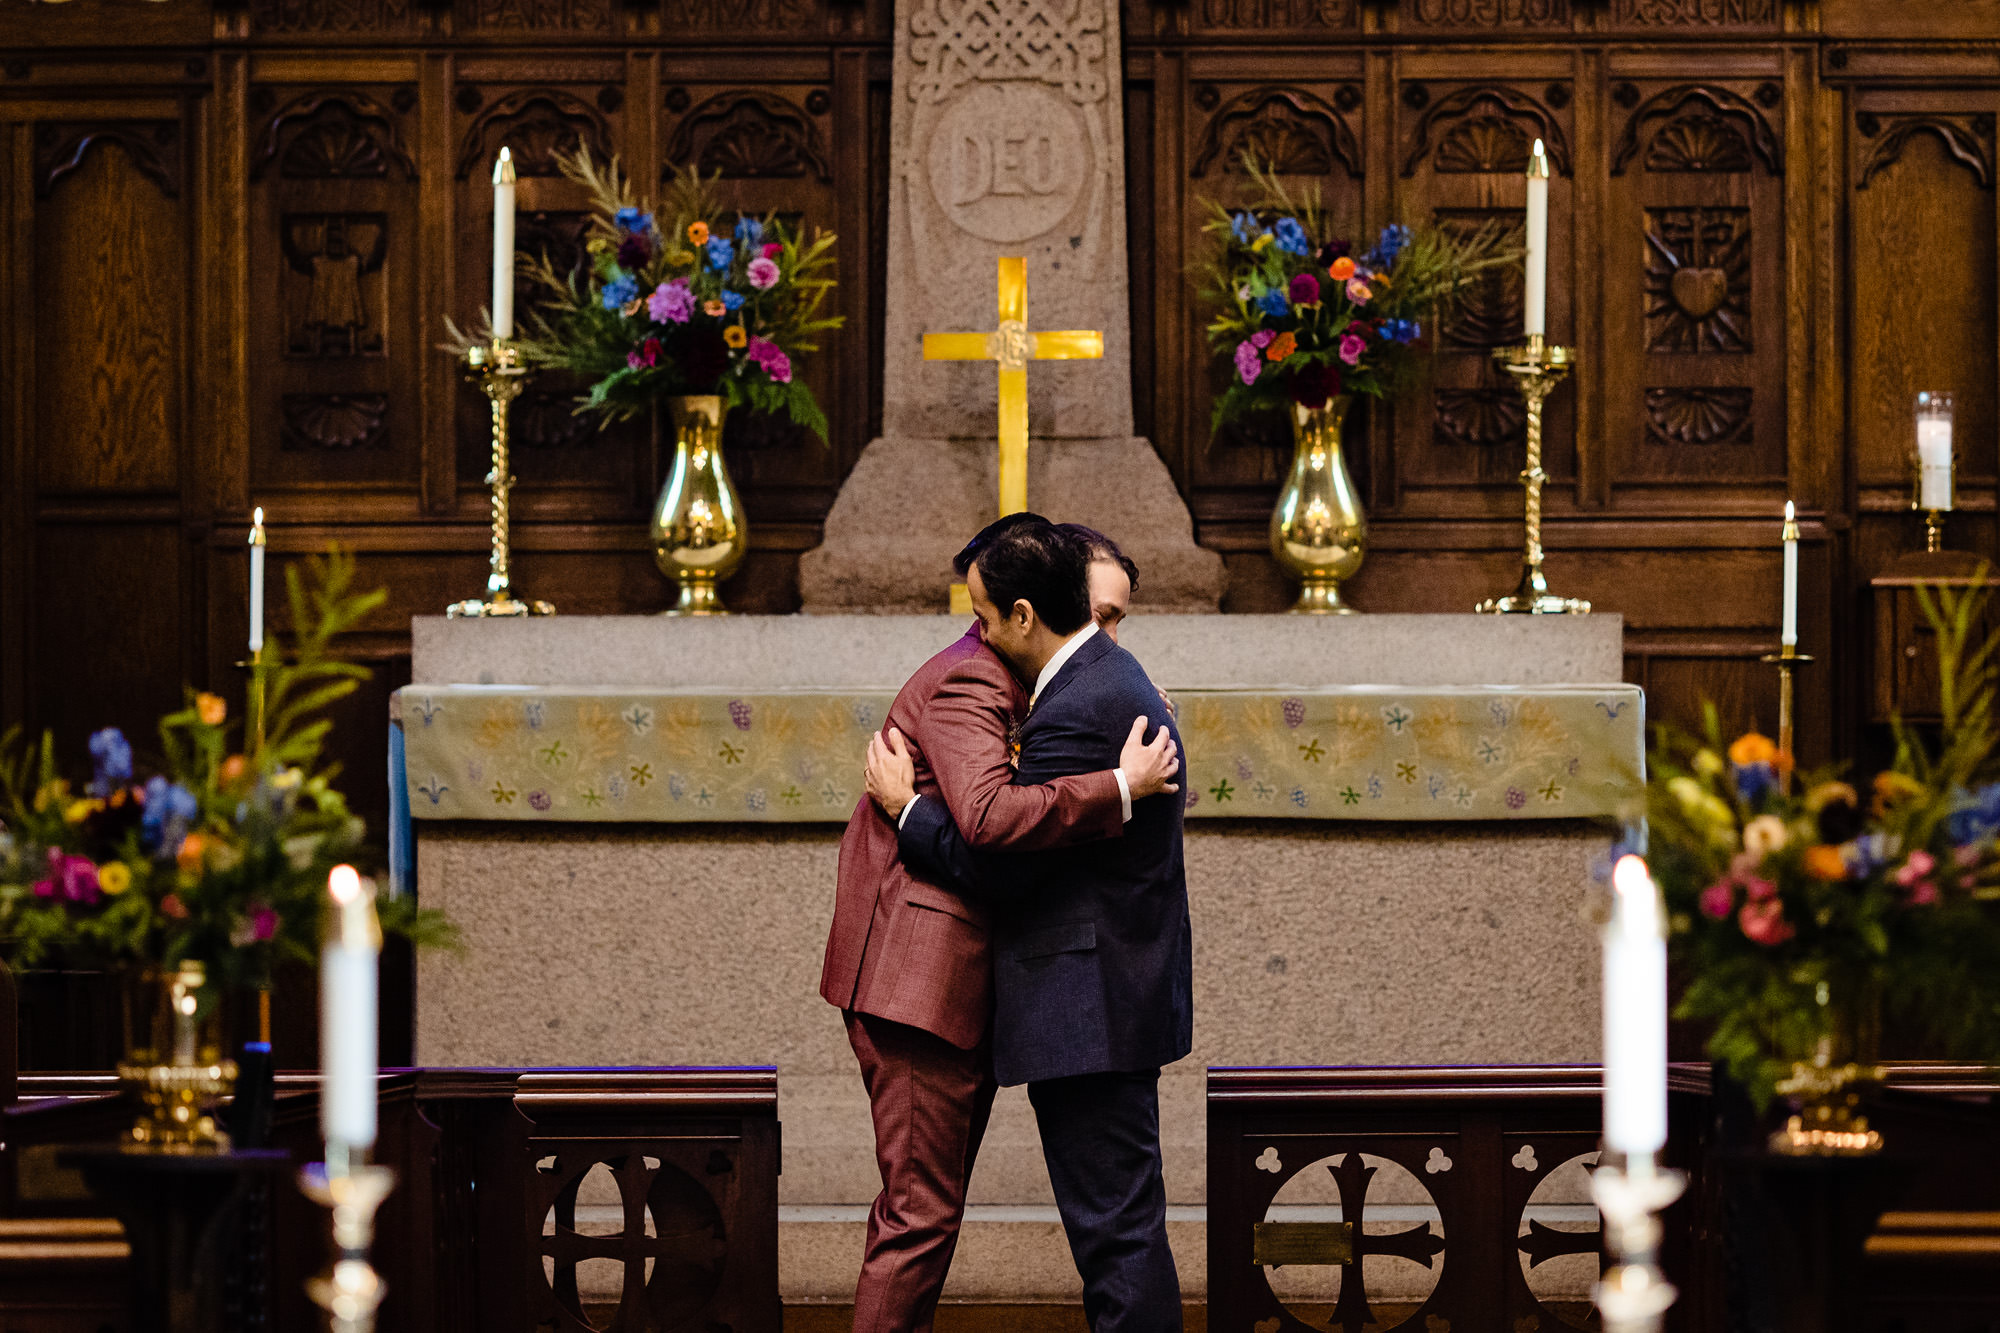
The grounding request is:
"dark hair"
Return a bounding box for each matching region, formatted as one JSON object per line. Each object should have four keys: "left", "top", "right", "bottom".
{"left": 954, "top": 513, "right": 1090, "bottom": 635}
{"left": 1058, "top": 523, "right": 1140, "bottom": 592}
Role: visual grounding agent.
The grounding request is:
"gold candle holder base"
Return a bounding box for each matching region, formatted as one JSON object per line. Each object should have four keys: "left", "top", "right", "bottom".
{"left": 1477, "top": 336, "right": 1589, "bottom": 616}
{"left": 301, "top": 1157, "right": 396, "bottom": 1333}
{"left": 1768, "top": 1055, "right": 1884, "bottom": 1156}
{"left": 1758, "top": 647, "right": 1813, "bottom": 778}
{"left": 449, "top": 342, "right": 555, "bottom": 620}
{"left": 1592, "top": 1152, "right": 1684, "bottom": 1333}
{"left": 1922, "top": 508, "right": 1948, "bottom": 554}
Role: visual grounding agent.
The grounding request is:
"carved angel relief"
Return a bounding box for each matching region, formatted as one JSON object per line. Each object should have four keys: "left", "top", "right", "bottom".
{"left": 1643, "top": 207, "right": 1750, "bottom": 353}
{"left": 281, "top": 214, "right": 388, "bottom": 358}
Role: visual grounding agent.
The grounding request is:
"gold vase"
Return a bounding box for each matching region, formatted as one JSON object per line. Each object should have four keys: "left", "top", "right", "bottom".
{"left": 1270, "top": 396, "right": 1367, "bottom": 615}
{"left": 117, "top": 960, "right": 236, "bottom": 1151}
{"left": 650, "top": 395, "right": 746, "bottom": 616}
{"left": 1769, "top": 976, "right": 1885, "bottom": 1156}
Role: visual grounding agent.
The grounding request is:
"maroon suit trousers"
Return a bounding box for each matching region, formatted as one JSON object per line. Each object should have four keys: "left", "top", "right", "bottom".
{"left": 845, "top": 1009, "right": 999, "bottom": 1333}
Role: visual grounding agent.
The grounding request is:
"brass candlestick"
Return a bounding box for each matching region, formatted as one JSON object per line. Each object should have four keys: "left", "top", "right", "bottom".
{"left": 1592, "top": 1151, "right": 1684, "bottom": 1333}
{"left": 1758, "top": 644, "right": 1813, "bottom": 778}
{"left": 1477, "top": 335, "right": 1589, "bottom": 615}
{"left": 448, "top": 342, "right": 554, "bottom": 619}
{"left": 1922, "top": 509, "right": 1947, "bottom": 553}
{"left": 301, "top": 1155, "right": 395, "bottom": 1333}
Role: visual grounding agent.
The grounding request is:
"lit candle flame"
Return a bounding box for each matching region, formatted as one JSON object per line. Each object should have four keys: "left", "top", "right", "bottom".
{"left": 329, "top": 864, "right": 363, "bottom": 903}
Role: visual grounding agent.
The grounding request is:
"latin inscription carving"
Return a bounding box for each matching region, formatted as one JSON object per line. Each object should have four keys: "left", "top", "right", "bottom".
{"left": 1409, "top": 0, "right": 1567, "bottom": 26}
{"left": 663, "top": 91, "right": 833, "bottom": 181}
{"left": 1616, "top": 0, "right": 1775, "bottom": 24}
{"left": 662, "top": 0, "right": 818, "bottom": 29}
{"left": 250, "top": 0, "right": 413, "bottom": 32}
{"left": 456, "top": 89, "right": 612, "bottom": 180}
{"left": 467, "top": 0, "right": 611, "bottom": 31}
{"left": 281, "top": 394, "right": 388, "bottom": 450}
{"left": 37, "top": 122, "right": 182, "bottom": 199}
{"left": 927, "top": 85, "right": 1085, "bottom": 240}
{"left": 1859, "top": 115, "right": 1995, "bottom": 191}
{"left": 1644, "top": 207, "right": 1750, "bottom": 353}
{"left": 1611, "top": 85, "right": 1781, "bottom": 177}
{"left": 1195, "top": 0, "right": 1354, "bottom": 29}
{"left": 1645, "top": 387, "right": 1753, "bottom": 446}
{"left": 1434, "top": 388, "right": 1525, "bottom": 449}
{"left": 254, "top": 93, "right": 415, "bottom": 181}
{"left": 1191, "top": 86, "right": 1360, "bottom": 179}
{"left": 281, "top": 214, "right": 388, "bottom": 358}
{"left": 1403, "top": 86, "right": 1571, "bottom": 178}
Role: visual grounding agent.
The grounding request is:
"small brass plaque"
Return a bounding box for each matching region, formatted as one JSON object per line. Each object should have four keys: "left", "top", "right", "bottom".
{"left": 1253, "top": 1221, "right": 1354, "bottom": 1267}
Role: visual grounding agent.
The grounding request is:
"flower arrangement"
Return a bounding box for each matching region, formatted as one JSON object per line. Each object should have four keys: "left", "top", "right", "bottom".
{"left": 512, "top": 146, "right": 842, "bottom": 438}
{"left": 1200, "top": 160, "right": 1519, "bottom": 427}
{"left": 1645, "top": 580, "right": 2000, "bottom": 1108}
{"left": 0, "top": 549, "right": 452, "bottom": 1000}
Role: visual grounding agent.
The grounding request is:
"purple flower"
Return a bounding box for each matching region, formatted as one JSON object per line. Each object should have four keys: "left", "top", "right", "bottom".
{"left": 1338, "top": 333, "right": 1366, "bottom": 366}
{"left": 729, "top": 700, "right": 753, "bottom": 730}
{"left": 251, "top": 905, "right": 279, "bottom": 942}
{"left": 1282, "top": 697, "right": 1306, "bottom": 728}
{"left": 1699, "top": 880, "right": 1735, "bottom": 919}
{"left": 1505, "top": 787, "right": 1527, "bottom": 810}
{"left": 648, "top": 279, "right": 694, "bottom": 324}
{"left": 88, "top": 727, "right": 132, "bottom": 795}
{"left": 1234, "top": 340, "right": 1261, "bottom": 385}
{"left": 616, "top": 233, "right": 651, "bottom": 269}
{"left": 528, "top": 790, "right": 552, "bottom": 812}
{"left": 43, "top": 849, "right": 99, "bottom": 905}
{"left": 1288, "top": 273, "right": 1320, "bottom": 307}
{"left": 746, "top": 337, "right": 793, "bottom": 384}
{"left": 747, "top": 256, "right": 781, "bottom": 290}
{"left": 1251, "top": 329, "right": 1276, "bottom": 349}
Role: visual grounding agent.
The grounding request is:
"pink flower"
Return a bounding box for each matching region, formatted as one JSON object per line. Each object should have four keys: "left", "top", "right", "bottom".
{"left": 1288, "top": 273, "right": 1321, "bottom": 307}
{"left": 1907, "top": 880, "right": 1940, "bottom": 906}
{"left": 1346, "top": 278, "right": 1372, "bottom": 304}
{"left": 762, "top": 242, "right": 782, "bottom": 260}
{"left": 747, "top": 256, "right": 781, "bottom": 291}
{"left": 1739, "top": 898, "right": 1795, "bottom": 946}
{"left": 1251, "top": 329, "right": 1276, "bottom": 349}
{"left": 1698, "top": 880, "right": 1735, "bottom": 920}
{"left": 1955, "top": 843, "right": 1983, "bottom": 868}
{"left": 1234, "top": 340, "right": 1261, "bottom": 385}
{"left": 1896, "top": 850, "right": 1938, "bottom": 886}
{"left": 252, "top": 905, "right": 279, "bottom": 942}
{"left": 43, "top": 849, "right": 99, "bottom": 905}
{"left": 647, "top": 278, "right": 694, "bottom": 325}
{"left": 765, "top": 350, "right": 792, "bottom": 383}
{"left": 1338, "top": 332, "right": 1366, "bottom": 366}
{"left": 1741, "top": 875, "right": 1777, "bottom": 903}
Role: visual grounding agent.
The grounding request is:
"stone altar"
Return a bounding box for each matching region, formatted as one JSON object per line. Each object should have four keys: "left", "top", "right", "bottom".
{"left": 403, "top": 613, "right": 1632, "bottom": 1304}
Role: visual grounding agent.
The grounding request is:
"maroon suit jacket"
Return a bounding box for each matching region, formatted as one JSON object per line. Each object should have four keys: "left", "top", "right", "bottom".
{"left": 819, "top": 625, "right": 1124, "bottom": 1050}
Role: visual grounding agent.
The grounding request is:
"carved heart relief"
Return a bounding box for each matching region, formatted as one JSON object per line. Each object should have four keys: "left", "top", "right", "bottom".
{"left": 1670, "top": 267, "right": 1729, "bottom": 321}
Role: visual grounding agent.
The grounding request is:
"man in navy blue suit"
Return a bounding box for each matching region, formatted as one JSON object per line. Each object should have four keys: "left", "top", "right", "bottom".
{"left": 869, "top": 514, "right": 1192, "bottom": 1332}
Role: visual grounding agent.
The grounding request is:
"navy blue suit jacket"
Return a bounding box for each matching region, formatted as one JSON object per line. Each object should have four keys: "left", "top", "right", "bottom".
{"left": 899, "top": 630, "right": 1194, "bottom": 1086}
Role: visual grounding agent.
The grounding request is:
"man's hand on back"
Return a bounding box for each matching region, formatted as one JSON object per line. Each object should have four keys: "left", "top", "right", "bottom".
{"left": 865, "top": 727, "right": 919, "bottom": 819}
{"left": 1119, "top": 716, "right": 1181, "bottom": 800}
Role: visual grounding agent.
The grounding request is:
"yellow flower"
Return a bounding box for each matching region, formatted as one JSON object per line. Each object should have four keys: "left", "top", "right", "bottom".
{"left": 1743, "top": 814, "right": 1788, "bottom": 858}
{"left": 1692, "top": 749, "right": 1725, "bottom": 778}
{"left": 98, "top": 862, "right": 132, "bottom": 895}
{"left": 667, "top": 249, "right": 695, "bottom": 268}
{"left": 1804, "top": 844, "right": 1849, "bottom": 881}
{"left": 1805, "top": 780, "right": 1858, "bottom": 814}
{"left": 32, "top": 779, "right": 70, "bottom": 813}
{"left": 688, "top": 221, "right": 710, "bottom": 246}
{"left": 587, "top": 237, "right": 613, "bottom": 256}
{"left": 1872, "top": 770, "right": 1926, "bottom": 815}
{"left": 725, "top": 325, "right": 748, "bottom": 349}
{"left": 1728, "top": 732, "right": 1777, "bottom": 767}
{"left": 1251, "top": 232, "right": 1274, "bottom": 252}
{"left": 272, "top": 767, "right": 303, "bottom": 791}
{"left": 63, "top": 797, "right": 103, "bottom": 825}
{"left": 196, "top": 693, "right": 227, "bottom": 726}
{"left": 1667, "top": 776, "right": 1705, "bottom": 812}
{"left": 1699, "top": 794, "right": 1736, "bottom": 831}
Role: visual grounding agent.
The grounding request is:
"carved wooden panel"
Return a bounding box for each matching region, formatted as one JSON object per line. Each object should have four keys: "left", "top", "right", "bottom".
{"left": 457, "top": 0, "right": 612, "bottom": 34}
{"left": 251, "top": 87, "right": 420, "bottom": 492}
{"left": 1602, "top": 79, "right": 1785, "bottom": 490}
{"left": 250, "top": 0, "right": 417, "bottom": 35}
{"left": 660, "top": 0, "right": 836, "bottom": 39}
{"left": 1608, "top": 0, "right": 1779, "bottom": 29}
{"left": 35, "top": 127, "right": 187, "bottom": 495}
{"left": 1400, "top": 0, "right": 1569, "bottom": 30}
{"left": 1186, "top": 0, "right": 1357, "bottom": 37}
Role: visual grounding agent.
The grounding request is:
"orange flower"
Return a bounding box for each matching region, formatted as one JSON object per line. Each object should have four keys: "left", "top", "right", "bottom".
{"left": 196, "top": 693, "right": 227, "bottom": 726}
{"left": 1328, "top": 257, "right": 1356, "bottom": 282}
{"left": 703, "top": 299, "right": 727, "bottom": 317}
{"left": 1265, "top": 331, "right": 1297, "bottom": 362}
{"left": 219, "top": 754, "right": 250, "bottom": 789}
{"left": 725, "top": 325, "right": 748, "bottom": 349}
{"left": 160, "top": 893, "right": 189, "bottom": 920}
{"left": 1804, "top": 844, "right": 1849, "bottom": 880}
{"left": 688, "top": 221, "right": 710, "bottom": 246}
{"left": 1727, "top": 733, "right": 1777, "bottom": 767}
{"left": 177, "top": 832, "right": 207, "bottom": 874}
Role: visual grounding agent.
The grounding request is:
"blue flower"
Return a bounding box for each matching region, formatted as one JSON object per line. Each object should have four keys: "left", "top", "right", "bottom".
{"left": 1381, "top": 318, "right": 1422, "bottom": 344}
{"left": 705, "top": 236, "right": 735, "bottom": 270}
{"left": 140, "top": 776, "right": 199, "bottom": 858}
{"left": 733, "top": 216, "right": 764, "bottom": 246}
{"left": 601, "top": 275, "right": 639, "bottom": 311}
{"left": 1257, "top": 288, "right": 1289, "bottom": 318}
{"left": 1849, "top": 831, "right": 1901, "bottom": 877}
{"left": 1367, "top": 223, "right": 1413, "bottom": 269}
{"left": 721, "top": 290, "right": 745, "bottom": 311}
{"left": 1271, "top": 217, "right": 1311, "bottom": 257}
{"left": 1948, "top": 782, "right": 2000, "bottom": 845}
{"left": 612, "top": 206, "right": 653, "bottom": 235}
{"left": 88, "top": 727, "right": 132, "bottom": 795}
{"left": 1733, "top": 761, "right": 1777, "bottom": 805}
{"left": 1230, "top": 212, "right": 1262, "bottom": 245}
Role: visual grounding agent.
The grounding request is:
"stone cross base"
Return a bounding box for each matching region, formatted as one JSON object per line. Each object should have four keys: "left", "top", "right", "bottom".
{"left": 798, "top": 435, "right": 1226, "bottom": 613}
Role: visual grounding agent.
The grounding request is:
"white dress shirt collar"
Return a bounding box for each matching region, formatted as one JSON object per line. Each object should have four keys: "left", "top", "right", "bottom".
{"left": 1031, "top": 620, "right": 1098, "bottom": 709}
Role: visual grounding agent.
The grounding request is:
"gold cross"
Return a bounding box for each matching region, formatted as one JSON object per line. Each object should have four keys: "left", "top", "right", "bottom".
{"left": 922, "top": 257, "right": 1103, "bottom": 518}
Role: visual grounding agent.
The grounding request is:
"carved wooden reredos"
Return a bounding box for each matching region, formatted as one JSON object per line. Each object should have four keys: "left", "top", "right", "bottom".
{"left": 0, "top": 0, "right": 1992, "bottom": 804}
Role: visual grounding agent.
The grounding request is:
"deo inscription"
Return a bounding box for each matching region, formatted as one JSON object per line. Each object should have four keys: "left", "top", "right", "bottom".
{"left": 925, "top": 84, "right": 1086, "bottom": 243}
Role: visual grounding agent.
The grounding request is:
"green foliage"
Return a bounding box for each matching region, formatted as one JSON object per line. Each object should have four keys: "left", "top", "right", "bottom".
{"left": 508, "top": 145, "right": 842, "bottom": 439}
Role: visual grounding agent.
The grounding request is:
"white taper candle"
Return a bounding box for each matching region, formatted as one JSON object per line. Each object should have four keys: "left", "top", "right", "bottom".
{"left": 1524, "top": 139, "right": 1550, "bottom": 339}
{"left": 491, "top": 147, "right": 517, "bottom": 341}
{"left": 1604, "top": 854, "right": 1668, "bottom": 1156}
{"left": 248, "top": 506, "right": 266, "bottom": 656}
{"left": 321, "top": 864, "right": 380, "bottom": 1152}
{"left": 1781, "top": 501, "right": 1798, "bottom": 648}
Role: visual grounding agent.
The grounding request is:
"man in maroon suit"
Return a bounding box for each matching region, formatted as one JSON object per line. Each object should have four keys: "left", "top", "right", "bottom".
{"left": 820, "top": 556, "right": 1180, "bottom": 1333}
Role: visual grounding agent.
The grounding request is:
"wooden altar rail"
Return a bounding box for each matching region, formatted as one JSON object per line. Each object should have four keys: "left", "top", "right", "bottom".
{"left": 1207, "top": 1064, "right": 2000, "bottom": 1333}
{"left": 1, "top": 1067, "right": 780, "bottom": 1333}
